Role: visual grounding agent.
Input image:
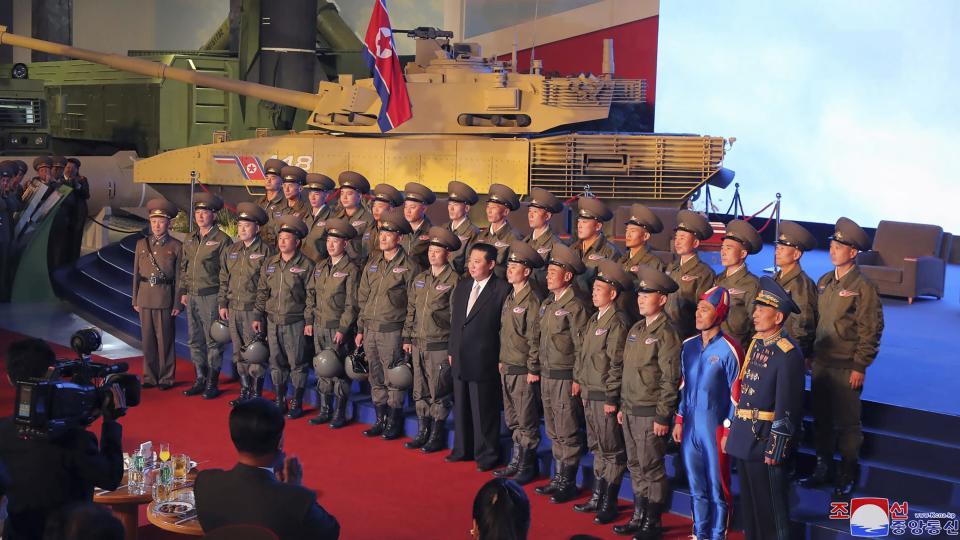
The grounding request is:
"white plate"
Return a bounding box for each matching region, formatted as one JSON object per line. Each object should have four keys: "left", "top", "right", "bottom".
{"left": 154, "top": 501, "right": 195, "bottom": 516}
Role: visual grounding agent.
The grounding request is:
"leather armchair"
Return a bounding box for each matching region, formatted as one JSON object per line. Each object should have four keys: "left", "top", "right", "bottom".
{"left": 857, "top": 220, "right": 946, "bottom": 303}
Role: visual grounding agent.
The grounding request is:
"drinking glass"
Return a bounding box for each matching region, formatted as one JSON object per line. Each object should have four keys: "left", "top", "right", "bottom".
{"left": 158, "top": 443, "right": 171, "bottom": 463}
{"left": 128, "top": 451, "right": 146, "bottom": 495}
{"left": 173, "top": 454, "right": 190, "bottom": 484}
{"left": 152, "top": 461, "right": 174, "bottom": 503}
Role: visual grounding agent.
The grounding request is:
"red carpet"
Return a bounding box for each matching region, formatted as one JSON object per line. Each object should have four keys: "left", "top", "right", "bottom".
{"left": 0, "top": 329, "right": 741, "bottom": 539}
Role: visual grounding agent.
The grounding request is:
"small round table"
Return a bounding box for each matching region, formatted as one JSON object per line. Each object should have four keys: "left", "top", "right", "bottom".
{"left": 94, "top": 474, "right": 153, "bottom": 540}
{"left": 146, "top": 499, "right": 204, "bottom": 536}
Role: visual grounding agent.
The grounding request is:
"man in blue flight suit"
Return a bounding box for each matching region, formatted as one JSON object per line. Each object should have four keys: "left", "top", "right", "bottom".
{"left": 672, "top": 286, "right": 742, "bottom": 540}
{"left": 725, "top": 277, "right": 805, "bottom": 540}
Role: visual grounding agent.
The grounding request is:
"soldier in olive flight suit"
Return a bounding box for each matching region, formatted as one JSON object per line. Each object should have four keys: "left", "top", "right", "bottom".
{"left": 400, "top": 182, "right": 436, "bottom": 269}
{"left": 335, "top": 171, "right": 375, "bottom": 265}
{"left": 278, "top": 166, "right": 310, "bottom": 220}
{"left": 620, "top": 203, "right": 666, "bottom": 324}
{"left": 571, "top": 197, "right": 623, "bottom": 297}
{"left": 475, "top": 183, "right": 521, "bottom": 279}
{"left": 445, "top": 180, "right": 480, "bottom": 275}
{"left": 180, "top": 193, "right": 233, "bottom": 399}
{"left": 714, "top": 219, "right": 763, "bottom": 350}
{"left": 301, "top": 173, "right": 336, "bottom": 263}
{"left": 256, "top": 158, "right": 287, "bottom": 247}
{"left": 402, "top": 227, "right": 462, "bottom": 452}
{"left": 666, "top": 209, "right": 717, "bottom": 339}
{"left": 774, "top": 220, "right": 819, "bottom": 360}
{"left": 366, "top": 183, "right": 405, "bottom": 263}
{"left": 219, "top": 203, "right": 274, "bottom": 405}
{"left": 523, "top": 187, "right": 566, "bottom": 298}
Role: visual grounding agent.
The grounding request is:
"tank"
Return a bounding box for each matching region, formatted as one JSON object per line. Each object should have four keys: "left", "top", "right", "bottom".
{"left": 0, "top": 24, "right": 734, "bottom": 210}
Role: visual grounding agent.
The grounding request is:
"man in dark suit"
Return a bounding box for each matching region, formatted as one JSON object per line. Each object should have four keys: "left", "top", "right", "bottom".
{"left": 194, "top": 399, "right": 340, "bottom": 540}
{"left": 446, "top": 242, "right": 512, "bottom": 471}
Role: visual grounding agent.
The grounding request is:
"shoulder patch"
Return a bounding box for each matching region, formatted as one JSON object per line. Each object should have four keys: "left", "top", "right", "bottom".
{"left": 776, "top": 338, "right": 794, "bottom": 353}
{"left": 204, "top": 240, "right": 220, "bottom": 246}
{"left": 513, "top": 306, "right": 527, "bottom": 314}
{"left": 249, "top": 253, "right": 264, "bottom": 260}
{"left": 681, "top": 274, "right": 697, "bottom": 282}
{"left": 333, "top": 271, "right": 348, "bottom": 278}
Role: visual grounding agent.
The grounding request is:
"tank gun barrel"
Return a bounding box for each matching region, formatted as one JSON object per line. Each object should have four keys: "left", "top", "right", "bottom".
{"left": 0, "top": 26, "right": 319, "bottom": 112}
{"left": 392, "top": 27, "right": 453, "bottom": 40}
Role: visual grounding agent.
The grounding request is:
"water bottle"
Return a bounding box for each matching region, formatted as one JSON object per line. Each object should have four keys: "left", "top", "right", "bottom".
{"left": 129, "top": 452, "right": 146, "bottom": 494}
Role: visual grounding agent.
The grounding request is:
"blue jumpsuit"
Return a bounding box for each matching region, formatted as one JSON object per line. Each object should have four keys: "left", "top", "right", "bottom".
{"left": 676, "top": 332, "right": 742, "bottom": 540}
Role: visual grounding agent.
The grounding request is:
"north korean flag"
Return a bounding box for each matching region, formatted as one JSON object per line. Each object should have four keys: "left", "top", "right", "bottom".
{"left": 363, "top": 0, "right": 412, "bottom": 132}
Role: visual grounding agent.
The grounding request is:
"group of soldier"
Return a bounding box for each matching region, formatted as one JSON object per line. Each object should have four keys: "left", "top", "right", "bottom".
{"left": 130, "top": 159, "right": 884, "bottom": 540}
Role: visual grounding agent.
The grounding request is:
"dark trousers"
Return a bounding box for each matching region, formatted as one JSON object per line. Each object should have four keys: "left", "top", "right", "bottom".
{"left": 811, "top": 364, "right": 863, "bottom": 462}
{"left": 140, "top": 307, "right": 176, "bottom": 386}
{"left": 451, "top": 376, "right": 502, "bottom": 467}
{"left": 736, "top": 459, "right": 792, "bottom": 540}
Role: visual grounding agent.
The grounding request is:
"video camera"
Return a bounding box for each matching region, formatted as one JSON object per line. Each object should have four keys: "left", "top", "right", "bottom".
{"left": 13, "top": 328, "right": 141, "bottom": 440}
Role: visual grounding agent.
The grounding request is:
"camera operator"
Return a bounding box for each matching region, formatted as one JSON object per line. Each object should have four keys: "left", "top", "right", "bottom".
{"left": 0, "top": 338, "right": 124, "bottom": 540}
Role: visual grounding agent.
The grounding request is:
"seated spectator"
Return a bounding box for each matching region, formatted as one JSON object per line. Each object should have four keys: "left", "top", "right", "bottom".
{"left": 193, "top": 398, "right": 339, "bottom": 540}
{"left": 471, "top": 479, "right": 530, "bottom": 540}
{"left": 62, "top": 503, "right": 123, "bottom": 540}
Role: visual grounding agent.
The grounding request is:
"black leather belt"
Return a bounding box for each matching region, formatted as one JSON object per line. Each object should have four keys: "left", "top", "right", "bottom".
{"left": 139, "top": 276, "right": 173, "bottom": 286}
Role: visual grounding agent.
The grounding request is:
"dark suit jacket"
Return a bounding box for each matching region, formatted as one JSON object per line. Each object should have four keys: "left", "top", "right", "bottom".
{"left": 449, "top": 274, "right": 511, "bottom": 382}
{"left": 194, "top": 463, "right": 340, "bottom": 540}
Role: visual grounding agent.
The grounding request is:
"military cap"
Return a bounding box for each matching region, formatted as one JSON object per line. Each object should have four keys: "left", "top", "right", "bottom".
{"left": 276, "top": 215, "right": 308, "bottom": 239}
{"left": 324, "top": 217, "right": 358, "bottom": 240}
{"left": 66, "top": 157, "right": 81, "bottom": 168}
{"left": 338, "top": 171, "right": 370, "bottom": 194}
{"left": 487, "top": 183, "right": 520, "bottom": 211}
{"left": 754, "top": 276, "right": 800, "bottom": 316}
{"left": 723, "top": 219, "right": 762, "bottom": 255}
{"left": 527, "top": 187, "right": 563, "bottom": 214}
{"left": 776, "top": 220, "right": 817, "bottom": 252}
{"left": 264, "top": 158, "right": 286, "bottom": 176}
{"left": 447, "top": 181, "right": 478, "bottom": 205}
{"left": 379, "top": 208, "right": 413, "bottom": 235}
{"left": 404, "top": 182, "right": 436, "bottom": 205}
{"left": 32, "top": 156, "right": 52, "bottom": 171}
{"left": 146, "top": 198, "right": 178, "bottom": 219}
{"left": 507, "top": 240, "right": 545, "bottom": 268}
{"left": 547, "top": 243, "right": 586, "bottom": 275}
{"left": 371, "top": 183, "right": 404, "bottom": 207}
{"left": 426, "top": 226, "right": 462, "bottom": 251}
{"left": 14, "top": 160, "right": 28, "bottom": 175}
{"left": 625, "top": 203, "right": 664, "bottom": 233}
{"left": 596, "top": 259, "right": 635, "bottom": 292}
{"left": 280, "top": 165, "right": 306, "bottom": 185}
{"left": 829, "top": 216, "right": 871, "bottom": 251}
{"left": 675, "top": 209, "right": 714, "bottom": 241}
{"left": 0, "top": 161, "right": 16, "bottom": 177}
{"left": 192, "top": 192, "right": 224, "bottom": 212}
{"left": 304, "top": 173, "right": 335, "bottom": 192}
{"left": 577, "top": 197, "right": 613, "bottom": 222}
{"left": 236, "top": 202, "right": 268, "bottom": 225}
{"left": 51, "top": 156, "right": 67, "bottom": 168}
{"left": 635, "top": 265, "right": 679, "bottom": 294}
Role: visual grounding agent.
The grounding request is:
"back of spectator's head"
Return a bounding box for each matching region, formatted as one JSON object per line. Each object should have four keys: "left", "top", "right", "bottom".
{"left": 63, "top": 503, "right": 124, "bottom": 540}
{"left": 472, "top": 479, "right": 530, "bottom": 540}
{"left": 230, "top": 398, "right": 285, "bottom": 457}
{"left": 6, "top": 338, "right": 56, "bottom": 384}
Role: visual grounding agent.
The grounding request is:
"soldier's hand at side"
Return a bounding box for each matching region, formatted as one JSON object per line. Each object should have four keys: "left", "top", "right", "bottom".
{"left": 334, "top": 331, "right": 344, "bottom": 345}
{"left": 448, "top": 355, "right": 453, "bottom": 366}
{"left": 653, "top": 422, "right": 669, "bottom": 437}
{"left": 571, "top": 382, "right": 581, "bottom": 397}
{"left": 219, "top": 308, "right": 229, "bottom": 320}
{"left": 720, "top": 433, "right": 728, "bottom": 453}
{"left": 616, "top": 411, "right": 624, "bottom": 425}
{"left": 402, "top": 343, "right": 412, "bottom": 354}
{"left": 304, "top": 325, "right": 313, "bottom": 337}
{"left": 171, "top": 307, "right": 181, "bottom": 317}
{"left": 764, "top": 457, "right": 777, "bottom": 466}
{"left": 133, "top": 305, "right": 140, "bottom": 313}
{"left": 355, "top": 333, "right": 364, "bottom": 348}
{"left": 672, "top": 424, "right": 683, "bottom": 444}
{"left": 180, "top": 295, "right": 188, "bottom": 307}
{"left": 849, "top": 370, "right": 864, "bottom": 389}
{"left": 603, "top": 404, "right": 616, "bottom": 415}
{"left": 526, "top": 373, "right": 540, "bottom": 384}
{"left": 252, "top": 320, "right": 262, "bottom": 333}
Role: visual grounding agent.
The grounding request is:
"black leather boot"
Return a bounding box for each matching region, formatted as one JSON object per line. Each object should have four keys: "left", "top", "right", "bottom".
{"left": 421, "top": 421, "right": 446, "bottom": 453}
{"left": 252, "top": 376, "right": 264, "bottom": 398}
{"left": 404, "top": 417, "right": 432, "bottom": 449}
{"left": 594, "top": 481, "right": 621, "bottom": 524}
{"left": 363, "top": 405, "right": 388, "bottom": 437}
{"left": 535, "top": 461, "right": 562, "bottom": 495}
{"left": 612, "top": 496, "right": 647, "bottom": 536}
{"left": 513, "top": 449, "right": 539, "bottom": 485}
{"left": 573, "top": 478, "right": 605, "bottom": 513}
{"left": 549, "top": 464, "right": 579, "bottom": 504}
{"left": 382, "top": 408, "right": 405, "bottom": 440}
{"left": 800, "top": 454, "right": 834, "bottom": 488}
{"left": 493, "top": 446, "right": 521, "bottom": 478}
{"left": 636, "top": 501, "right": 662, "bottom": 539}
{"left": 309, "top": 394, "right": 334, "bottom": 425}
{"left": 201, "top": 368, "right": 221, "bottom": 399}
{"left": 287, "top": 387, "right": 306, "bottom": 419}
{"left": 183, "top": 367, "right": 206, "bottom": 396}
{"left": 274, "top": 382, "right": 288, "bottom": 415}
{"left": 228, "top": 375, "right": 251, "bottom": 407}
{"left": 329, "top": 396, "right": 350, "bottom": 429}
{"left": 833, "top": 459, "right": 858, "bottom": 499}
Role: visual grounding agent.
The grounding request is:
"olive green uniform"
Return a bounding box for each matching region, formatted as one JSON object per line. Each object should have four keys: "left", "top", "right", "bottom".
{"left": 218, "top": 237, "right": 273, "bottom": 378}
{"left": 305, "top": 254, "right": 360, "bottom": 397}
{"left": 301, "top": 206, "right": 333, "bottom": 263}
{"left": 775, "top": 265, "right": 818, "bottom": 358}
{"left": 524, "top": 228, "right": 564, "bottom": 297}
{"left": 337, "top": 206, "right": 374, "bottom": 265}
{"left": 665, "top": 254, "right": 717, "bottom": 339}
{"left": 256, "top": 192, "right": 286, "bottom": 247}
{"left": 499, "top": 283, "right": 544, "bottom": 451}
{"left": 133, "top": 234, "right": 183, "bottom": 386}
{"left": 572, "top": 234, "right": 623, "bottom": 298}
{"left": 179, "top": 228, "right": 233, "bottom": 374}
{"left": 475, "top": 221, "right": 520, "bottom": 278}
{"left": 620, "top": 246, "right": 665, "bottom": 322}
{"left": 714, "top": 264, "right": 760, "bottom": 350}
{"left": 401, "top": 218, "right": 433, "bottom": 270}
{"left": 255, "top": 251, "right": 315, "bottom": 390}
{"left": 279, "top": 197, "right": 310, "bottom": 221}
{"left": 447, "top": 217, "right": 479, "bottom": 275}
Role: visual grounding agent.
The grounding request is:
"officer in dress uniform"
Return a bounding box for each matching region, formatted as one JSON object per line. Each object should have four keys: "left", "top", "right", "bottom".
{"left": 493, "top": 241, "right": 546, "bottom": 485}
{"left": 475, "top": 183, "right": 521, "bottom": 278}
{"left": 366, "top": 183, "right": 405, "bottom": 263}
{"left": 714, "top": 219, "right": 763, "bottom": 350}
{"left": 62, "top": 158, "right": 90, "bottom": 265}
{"left": 0, "top": 163, "right": 16, "bottom": 299}
{"left": 533, "top": 244, "right": 593, "bottom": 504}
{"left": 218, "top": 203, "right": 274, "bottom": 405}
{"left": 801, "top": 217, "right": 883, "bottom": 499}
{"left": 256, "top": 158, "right": 287, "bottom": 247}
{"left": 278, "top": 166, "right": 309, "bottom": 220}
{"left": 335, "top": 171, "right": 374, "bottom": 265}
{"left": 401, "top": 227, "right": 461, "bottom": 451}
{"left": 445, "top": 180, "right": 480, "bottom": 275}
{"left": 22, "top": 156, "right": 51, "bottom": 204}
{"left": 253, "top": 215, "right": 315, "bottom": 418}
{"left": 571, "top": 197, "right": 623, "bottom": 297}
{"left": 572, "top": 260, "right": 631, "bottom": 524}
{"left": 304, "top": 218, "right": 360, "bottom": 428}
{"left": 180, "top": 193, "right": 233, "bottom": 399}
{"left": 400, "top": 182, "right": 436, "bottom": 269}
{"left": 50, "top": 155, "right": 67, "bottom": 182}
{"left": 301, "top": 173, "right": 336, "bottom": 263}
{"left": 523, "top": 187, "right": 565, "bottom": 298}
{"left": 619, "top": 203, "right": 665, "bottom": 324}
{"left": 725, "top": 277, "right": 805, "bottom": 540}
{"left": 665, "top": 209, "right": 716, "bottom": 339}
{"left": 774, "top": 221, "right": 818, "bottom": 361}
{"left": 133, "top": 199, "right": 183, "bottom": 389}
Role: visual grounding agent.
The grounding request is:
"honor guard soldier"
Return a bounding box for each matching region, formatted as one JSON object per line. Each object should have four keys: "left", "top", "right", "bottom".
{"left": 22, "top": 156, "right": 52, "bottom": 203}
{"left": 572, "top": 260, "right": 631, "bottom": 524}
{"left": 133, "top": 199, "right": 183, "bottom": 389}
{"left": 401, "top": 182, "right": 436, "bottom": 269}
{"left": 355, "top": 209, "right": 417, "bottom": 439}
{"left": 620, "top": 203, "right": 666, "bottom": 323}
{"left": 253, "top": 215, "right": 315, "bottom": 418}
{"left": 493, "top": 241, "right": 546, "bottom": 484}
{"left": 50, "top": 155, "right": 67, "bottom": 182}
{"left": 726, "top": 277, "right": 805, "bottom": 540}
{"left": 666, "top": 209, "right": 717, "bottom": 339}
{"left": 218, "top": 203, "right": 274, "bottom": 405}
{"left": 301, "top": 173, "right": 336, "bottom": 263}
{"left": 715, "top": 219, "right": 763, "bottom": 349}
{"left": 278, "top": 166, "right": 309, "bottom": 220}
{"left": 304, "top": 218, "right": 361, "bottom": 428}
{"left": 774, "top": 221, "right": 819, "bottom": 360}
{"left": 179, "top": 193, "right": 233, "bottom": 399}
{"left": 0, "top": 163, "right": 16, "bottom": 298}
{"left": 533, "top": 244, "right": 593, "bottom": 504}
{"left": 523, "top": 187, "right": 565, "bottom": 297}
{"left": 366, "top": 183, "right": 405, "bottom": 262}
{"left": 62, "top": 158, "right": 90, "bottom": 265}
{"left": 445, "top": 180, "right": 480, "bottom": 275}
{"left": 802, "top": 217, "right": 883, "bottom": 499}
{"left": 401, "top": 227, "right": 462, "bottom": 450}
{"left": 335, "top": 171, "right": 374, "bottom": 265}
{"left": 475, "top": 183, "right": 521, "bottom": 278}
{"left": 614, "top": 266, "right": 681, "bottom": 537}
{"left": 257, "top": 158, "right": 287, "bottom": 247}
{"left": 572, "top": 197, "right": 623, "bottom": 297}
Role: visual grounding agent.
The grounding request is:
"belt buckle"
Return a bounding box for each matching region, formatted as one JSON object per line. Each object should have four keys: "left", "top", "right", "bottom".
{"left": 751, "top": 409, "right": 759, "bottom": 421}
{"left": 149, "top": 275, "right": 158, "bottom": 287}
